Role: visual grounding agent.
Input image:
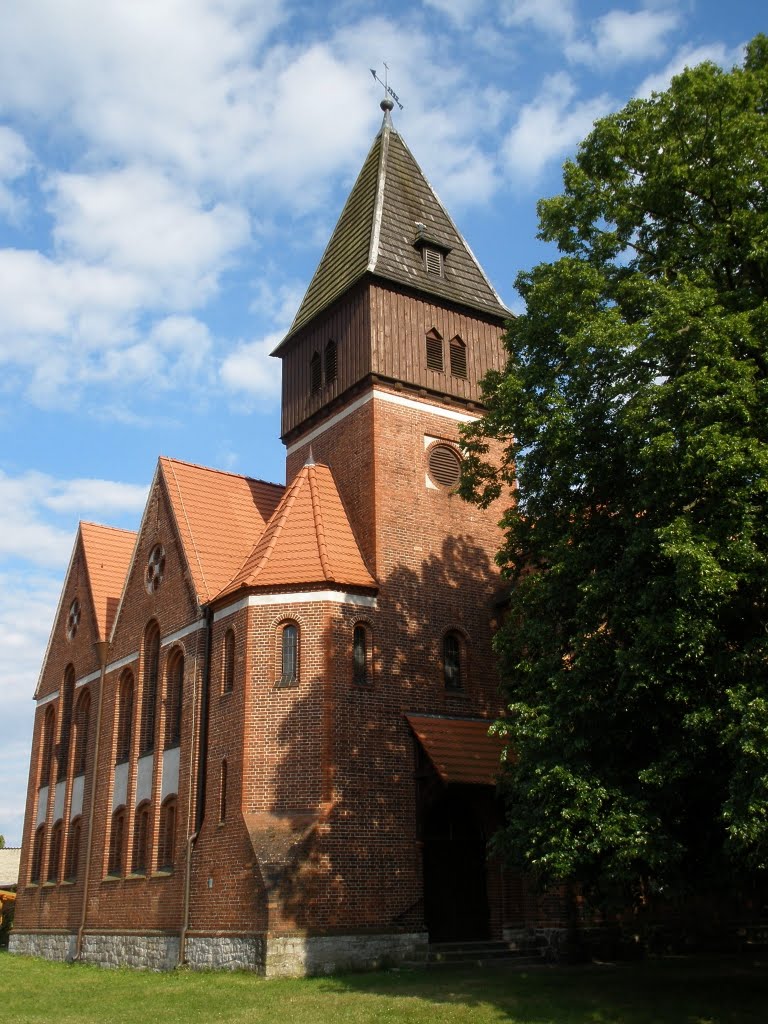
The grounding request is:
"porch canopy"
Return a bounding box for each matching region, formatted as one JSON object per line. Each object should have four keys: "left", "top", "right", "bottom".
{"left": 405, "top": 714, "right": 507, "bottom": 786}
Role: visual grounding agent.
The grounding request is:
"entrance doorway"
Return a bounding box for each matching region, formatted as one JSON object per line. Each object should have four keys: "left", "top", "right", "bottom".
{"left": 421, "top": 788, "right": 490, "bottom": 942}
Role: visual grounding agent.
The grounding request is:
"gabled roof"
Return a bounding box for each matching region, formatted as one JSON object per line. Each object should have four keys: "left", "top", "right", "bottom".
{"left": 278, "top": 107, "right": 509, "bottom": 348}
{"left": 222, "top": 461, "right": 376, "bottom": 594}
{"left": 80, "top": 522, "right": 137, "bottom": 641}
{"left": 159, "top": 457, "right": 284, "bottom": 604}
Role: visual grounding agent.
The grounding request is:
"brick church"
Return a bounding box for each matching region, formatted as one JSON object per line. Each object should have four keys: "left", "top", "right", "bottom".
{"left": 11, "top": 99, "right": 560, "bottom": 974}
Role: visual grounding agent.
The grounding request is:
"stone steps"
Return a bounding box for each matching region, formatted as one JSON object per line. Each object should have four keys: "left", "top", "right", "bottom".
{"left": 403, "top": 939, "right": 543, "bottom": 969}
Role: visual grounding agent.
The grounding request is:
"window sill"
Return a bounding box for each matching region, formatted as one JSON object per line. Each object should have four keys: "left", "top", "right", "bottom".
{"left": 151, "top": 869, "right": 173, "bottom": 879}
{"left": 103, "top": 874, "right": 122, "bottom": 883}
{"left": 126, "top": 871, "right": 148, "bottom": 881}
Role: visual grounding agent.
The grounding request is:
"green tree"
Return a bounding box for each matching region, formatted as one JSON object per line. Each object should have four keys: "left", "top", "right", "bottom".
{"left": 0, "top": 835, "right": 4, "bottom": 849}
{"left": 461, "top": 37, "right": 768, "bottom": 905}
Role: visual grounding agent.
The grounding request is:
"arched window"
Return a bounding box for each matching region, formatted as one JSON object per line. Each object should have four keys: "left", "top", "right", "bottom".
{"left": 324, "top": 339, "right": 337, "bottom": 385}
{"left": 278, "top": 623, "right": 298, "bottom": 687}
{"left": 30, "top": 825, "right": 45, "bottom": 883}
{"left": 310, "top": 351, "right": 322, "bottom": 395}
{"left": 58, "top": 665, "right": 76, "bottom": 780}
{"left": 116, "top": 670, "right": 134, "bottom": 763}
{"left": 40, "top": 706, "right": 56, "bottom": 788}
{"left": 219, "top": 759, "right": 227, "bottom": 823}
{"left": 140, "top": 622, "right": 160, "bottom": 755}
{"left": 73, "top": 689, "right": 90, "bottom": 777}
{"left": 108, "top": 807, "right": 126, "bottom": 876}
{"left": 222, "top": 629, "right": 235, "bottom": 694}
{"left": 66, "top": 817, "right": 82, "bottom": 881}
{"left": 163, "top": 650, "right": 183, "bottom": 749}
{"left": 449, "top": 335, "right": 467, "bottom": 378}
{"left": 353, "top": 624, "right": 371, "bottom": 686}
{"left": 48, "top": 820, "right": 63, "bottom": 883}
{"left": 132, "top": 802, "right": 151, "bottom": 875}
{"left": 443, "top": 631, "right": 463, "bottom": 691}
{"left": 158, "top": 797, "right": 177, "bottom": 871}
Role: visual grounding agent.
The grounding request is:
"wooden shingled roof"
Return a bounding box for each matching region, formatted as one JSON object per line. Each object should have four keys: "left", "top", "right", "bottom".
{"left": 277, "top": 107, "right": 509, "bottom": 348}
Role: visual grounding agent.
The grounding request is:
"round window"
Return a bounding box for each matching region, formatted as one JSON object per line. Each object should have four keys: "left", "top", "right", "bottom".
{"left": 146, "top": 544, "right": 166, "bottom": 593}
{"left": 428, "top": 444, "right": 462, "bottom": 489}
{"left": 66, "top": 598, "right": 81, "bottom": 641}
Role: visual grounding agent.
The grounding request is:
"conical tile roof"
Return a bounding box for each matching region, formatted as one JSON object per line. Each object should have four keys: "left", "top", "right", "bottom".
{"left": 221, "top": 462, "right": 376, "bottom": 594}
{"left": 278, "top": 108, "right": 508, "bottom": 348}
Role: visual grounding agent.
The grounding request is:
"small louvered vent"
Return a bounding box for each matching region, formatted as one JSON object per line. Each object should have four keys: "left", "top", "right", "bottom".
{"left": 325, "top": 339, "right": 337, "bottom": 385}
{"left": 450, "top": 337, "right": 467, "bottom": 378}
{"left": 424, "top": 247, "right": 443, "bottom": 276}
{"left": 310, "top": 352, "right": 321, "bottom": 394}
{"left": 428, "top": 444, "right": 462, "bottom": 489}
{"left": 426, "top": 331, "right": 443, "bottom": 371}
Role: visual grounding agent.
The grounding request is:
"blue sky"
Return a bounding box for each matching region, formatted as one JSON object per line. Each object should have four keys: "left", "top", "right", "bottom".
{"left": 0, "top": 0, "right": 763, "bottom": 845}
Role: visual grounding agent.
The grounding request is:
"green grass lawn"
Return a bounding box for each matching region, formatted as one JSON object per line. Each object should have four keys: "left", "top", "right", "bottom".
{"left": 2, "top": 950, "right": 767, "bottom": 1024}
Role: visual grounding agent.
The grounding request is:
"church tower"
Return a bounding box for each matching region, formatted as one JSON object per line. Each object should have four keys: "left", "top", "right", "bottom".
{"left": 275, "top": 97, "right": 509, "bottom": 575}
{"left": 270, "top": 99, "right": 515, "bottom": 950}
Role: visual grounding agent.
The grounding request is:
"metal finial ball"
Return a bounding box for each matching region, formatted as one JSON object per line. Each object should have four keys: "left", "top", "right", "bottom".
{"left": 380, "top": 97, "right": 394, "bottom": 112}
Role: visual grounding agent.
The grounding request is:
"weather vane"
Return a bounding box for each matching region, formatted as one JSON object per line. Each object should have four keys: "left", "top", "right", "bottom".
{"left": 370, "top": 63, "right": 404, "bottom": 110}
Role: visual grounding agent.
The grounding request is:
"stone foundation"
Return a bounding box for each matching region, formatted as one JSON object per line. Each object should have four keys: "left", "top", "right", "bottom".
{"left": 9, "top": 929, "right": 428, "bottom": 976}
{"left": 263, "top": 932, "right": 429, "bottom": 977}
{"left": 184, "top": 935, "right": 264, "bottom": 971}
{"left": 9, "top": 931, "right": 77, "bottom": 962}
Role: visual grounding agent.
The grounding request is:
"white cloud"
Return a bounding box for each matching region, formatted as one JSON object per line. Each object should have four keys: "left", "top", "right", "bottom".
{"left": 500, "top": 0, "right": 577, "bottom": 39}
{"left": 47, "top": 166, "right": 250, "bottom": 307}
{"left": 566, "top": 9, "right": 679, "bottom": 67}
{"left": 0, "top": 470, "right": 146, "bottom": 566}
{"left": 636, "top": 42, "right": 746, "bottom": 98}
{"left": 219, "top": 330, "right": 283, "bottom": 400}
{"left": 502, "top": 72, "right": 612, "bottom": 181}
{"left": 0, "top": 125, "right": 32, "bottom": 220}
{"left": 423, "top": 0, "right": 487, "bottom": 27}
{"left": 0, "top": 0, "right": 282, "bottom": 179}
{"left": 0, "top": 570, "right": 62, "bottom": 845}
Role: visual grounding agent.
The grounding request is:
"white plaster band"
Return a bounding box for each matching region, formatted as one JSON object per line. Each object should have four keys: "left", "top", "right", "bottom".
{"left": 214, "top": 590, "right": 377, "bottom": 622}
{"left": 160, "top": 619, "right": 205, "bottom": 648}
{"left": 106, "top": 652, "right": 139, "bottom": 675}
{"left": 36, "top": 691, "right": 59, "bottom": 707}
{"left": 76, "top": 670, "right": 101, "bottom": 688}
{"left": 286, "top": 388, "right": 479, "bottom": 456}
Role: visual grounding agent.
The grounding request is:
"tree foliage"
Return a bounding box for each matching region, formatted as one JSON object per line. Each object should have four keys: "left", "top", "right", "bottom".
{"left": 460, "top": 37, "right": 768, "bottom": 903}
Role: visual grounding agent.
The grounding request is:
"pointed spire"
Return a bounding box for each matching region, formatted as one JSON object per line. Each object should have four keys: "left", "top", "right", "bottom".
{"left": 275, "top": 102, "right": 508, "bottom": 350}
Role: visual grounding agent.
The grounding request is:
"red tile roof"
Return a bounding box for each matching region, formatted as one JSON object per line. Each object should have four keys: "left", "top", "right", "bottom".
{"left": 223, "top": 462, "right": 376, "bottom": 594}
{"left": 80, "top": 522, "right": 137, "bottom": 641}
{"left": 159, "top": 457, "right": 284, "bottom": 603}
{"left": 406, "top": 714, "right": 507, "bottom": 786}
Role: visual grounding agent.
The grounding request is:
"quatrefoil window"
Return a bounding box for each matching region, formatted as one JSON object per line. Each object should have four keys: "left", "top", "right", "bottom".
{"left": 145, "top": 544, "right": 166, "bottom": 594}
{"left": 66, "top": 599, "right": 81, "bottom": 641}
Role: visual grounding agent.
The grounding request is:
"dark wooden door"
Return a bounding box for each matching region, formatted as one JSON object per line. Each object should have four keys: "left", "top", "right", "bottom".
{"left": 422, "top": 791, "right": 490, "bottom": 942}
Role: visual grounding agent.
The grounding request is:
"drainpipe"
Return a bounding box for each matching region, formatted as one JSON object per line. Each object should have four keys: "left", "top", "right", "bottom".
{"left": 75, "top": 639, "right": 109, "bottom": 961}
{"left": 179, "top": 606, "right": 213, "bottom": 965}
